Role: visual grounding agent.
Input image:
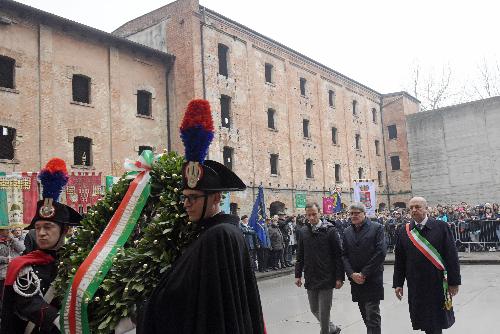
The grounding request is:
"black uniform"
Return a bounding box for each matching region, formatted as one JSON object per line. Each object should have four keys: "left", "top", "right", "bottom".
{"left": 138, "top": 213, "right": 266, "bottom": 334}
{"left": 0, "top": 250, "right": 60, "bottom": 334}
{"left": 393, "top": 218, "right": 461, "bottom": 331}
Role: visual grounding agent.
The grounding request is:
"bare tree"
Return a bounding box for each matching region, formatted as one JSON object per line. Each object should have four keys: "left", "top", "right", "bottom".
{"left": 471, "top": 58, "right": 500, "bottom": 99}
{"left": 409, "top": 64, "right": 458, "bottom": 111}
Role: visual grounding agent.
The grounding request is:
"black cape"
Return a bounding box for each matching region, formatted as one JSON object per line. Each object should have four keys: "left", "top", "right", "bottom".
{"left": 393, "top": 219, "right": 461, "bottom": 331}
{"left": 138, "top": 213, "right": 266, "bottom": 334}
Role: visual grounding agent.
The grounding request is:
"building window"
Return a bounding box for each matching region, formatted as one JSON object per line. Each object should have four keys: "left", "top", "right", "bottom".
{"left": 218, "top": 43, "right": 229, "bottom": 77}
{"left": 352, "top": 100, "right": 357, "bottom": 115}
{"left": 73, "top": 136, "right": 92, "bottom": 166}
{"left": 300, "top": 77, "right": 306, "bottom": 96}
{"left": 138, "top": 145, "right": 153, "bottom": 155}
{"left": 72, "top": 74, "right": 91, "bottom": 104}
{"left": 223, "top": 146, "right": 233, "bottom": 170}
{"left": 388, "top": 124, "right": 398, "bottom": 139}
{"left": 267, "top": 108, "right": 276, "bottom": 129}
{"left": 355, "top": 134, "right": 361, "bottom": 150}
{"left": 265, "top": 63, "right": 273, "bottom": 83}
{"left": 328, "top": 90, "right": 335, "bottom": 107}
{"left": 391, "top": 156, "right": 401, "bottom": 170}
{"left": 0, "top": 55, "right": 15, "bottom": 89}
{"left": 220, "top": 95, "right": 231, "bottom": 129}
{"left": 332, "top": 127, "right": 338, "bottom": 145}
{"left": 270, "top": 154, "right": 279, "bottom": 175}
{"left": 358, "top": 167, "right": 364, "bottom": 179}
{"left": 335, "top": 164, "right": 341, "bottom": 183}
{"left": 372, "top": 108, "right": 377, "bottom": 123}
{"left": 303, "top": 119, "right": 310, "bottom": 138}
{"left": 375, "top": 140, "right": 380, "bottom": 155}
{"left": 0, "top": 126, "right": 16, "bottom": 160}
{"left": 378, "top": 171, "right": 384, "bottom": 186}
{"left": 306, "top": 159, "right": 313, "bottom": 178}
{"left": 137, "top": 90, "right": 152, "bottom": 117}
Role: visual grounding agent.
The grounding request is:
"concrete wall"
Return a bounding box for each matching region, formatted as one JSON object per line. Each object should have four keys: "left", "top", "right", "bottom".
{"left": 407, "top": 96, "right": 500, "bottom": 205}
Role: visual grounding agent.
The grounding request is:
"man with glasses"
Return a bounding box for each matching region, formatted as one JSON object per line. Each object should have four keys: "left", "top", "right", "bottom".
{"left": 393, "top": 197, "right": 460, "bottom": 334}
{"left": 342, "top": 203, "right": 386, "bottom": 334}
{"left": 295, "top": 202, "right": 344, "bottom": 334}
{"left": 138, "top": 99, "right": 265, "bottom": 334}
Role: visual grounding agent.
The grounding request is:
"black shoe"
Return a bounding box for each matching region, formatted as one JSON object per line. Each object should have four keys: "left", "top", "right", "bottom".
{"left": 272, "top": 267, "right": 279, "bottom": 271}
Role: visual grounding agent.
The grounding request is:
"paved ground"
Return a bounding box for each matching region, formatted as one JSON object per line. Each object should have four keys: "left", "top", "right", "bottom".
{"left": 258, "top": 264, "right": 500, "bottom": 334}
{"left": 255, "top": 251, "right": 500, "bottom": 281}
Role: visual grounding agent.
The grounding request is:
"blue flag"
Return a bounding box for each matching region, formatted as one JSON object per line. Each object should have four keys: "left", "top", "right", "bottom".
{"left": 249, "top": 186, "right": 269, "bottom": 248}
{"left": 333, "top": 190, "right": 342, "bottom": 213}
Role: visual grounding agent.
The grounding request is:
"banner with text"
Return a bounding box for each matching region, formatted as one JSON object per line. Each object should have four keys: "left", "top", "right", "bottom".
{"left": 295, "top": 193, "right": 306, "bottom": 208}
{"left": 65, "top": 172, "right": 103, "bottom": 214}
{"left": 353, "top": 181, "right": 376, "bottom": 217}
{"left": 0, "top": 172, "right": 39, "bottom": 228}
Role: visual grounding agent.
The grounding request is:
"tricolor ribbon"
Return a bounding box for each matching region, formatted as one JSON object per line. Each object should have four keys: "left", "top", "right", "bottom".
{"left": 405, "top": 223, "right": 453, "bottom": 310}
{"left": 60, "top": 150, "right": 154, "bottom": 334}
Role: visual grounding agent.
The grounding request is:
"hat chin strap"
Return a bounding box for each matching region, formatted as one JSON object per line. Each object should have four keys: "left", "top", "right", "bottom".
{"left": 199, "top": 196, "right": 209, "bottom": 222}
{"left": 49, "top": 227, "right": 67, "bottom": 251}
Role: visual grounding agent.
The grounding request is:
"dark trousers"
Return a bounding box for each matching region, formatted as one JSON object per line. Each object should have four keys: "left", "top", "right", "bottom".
{"left": 257, "top": 248, "right": 269, "bottom": 271}
{"left": 307, "top": 288, "right": 339, "bottom": 334}
{"left": 0, "top": 278, "right": 4, "bottom": 315}
{"left": 248, "top": 249, "right": 257, "bottom": 270}
{"left": 424, "top": 330, "right": 442, "bottom": 334}
{"left": 272, "top": 249, "right": 283, "bottom": 268}
{"left": 358, "top": 300, "right": 381, "bottom": 334}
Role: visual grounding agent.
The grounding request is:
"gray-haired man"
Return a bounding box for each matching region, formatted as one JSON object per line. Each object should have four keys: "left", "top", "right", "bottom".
{"left": 342, "top": 202, "right": 386, "bottom": 334}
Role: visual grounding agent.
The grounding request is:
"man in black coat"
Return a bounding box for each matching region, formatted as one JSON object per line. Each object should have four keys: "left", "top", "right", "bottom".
{"left": 342, "top": 202, "right": 386, "bottom": 334}
{"left": 295, "top": 202, "right": 344, "bottom": 334}
{"left": 393, "top": 197, "right": 461, "bottom": 334}
{"left": 138, "top": 100, "right": 265, "bottom": 334}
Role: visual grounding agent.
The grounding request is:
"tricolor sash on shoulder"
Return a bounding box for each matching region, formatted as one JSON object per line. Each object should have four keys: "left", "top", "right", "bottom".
{"left": 405, "top": 223, "right": 453, "bottom": 310}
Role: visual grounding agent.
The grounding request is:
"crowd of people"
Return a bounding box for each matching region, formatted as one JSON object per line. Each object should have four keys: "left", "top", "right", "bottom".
{"left": 238, "top": 201, "right": 500, "bottom": 274}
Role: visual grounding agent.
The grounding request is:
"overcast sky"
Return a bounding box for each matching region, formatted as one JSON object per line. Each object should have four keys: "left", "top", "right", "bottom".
{"left": 14, "top": 0, "right": 500, "bottom": 95}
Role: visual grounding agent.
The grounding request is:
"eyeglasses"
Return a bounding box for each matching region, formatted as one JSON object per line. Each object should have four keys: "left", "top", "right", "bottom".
{"left": 350, "top": 211, "right": 363, "bottom": 215}
{"left": 180, "top": 194, "right": 208, "bottom": 204}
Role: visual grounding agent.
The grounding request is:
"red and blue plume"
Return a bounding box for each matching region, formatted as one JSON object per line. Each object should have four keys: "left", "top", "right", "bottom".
{"left": 180, "top": 99, "right": 214, "bottom": 163}
{"left": 38, "top": 158, "right": 69, "bottom": 202}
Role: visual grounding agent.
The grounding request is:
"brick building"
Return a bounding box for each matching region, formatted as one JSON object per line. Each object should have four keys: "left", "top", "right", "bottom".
{"left": 1, "top": 0, "right": 419, "bottom": 216}
{"left": 113, "top": 0, "right": 419, "bottom": 214}
{"left": 0, "top": 0, "right": 174, "bottom": 176}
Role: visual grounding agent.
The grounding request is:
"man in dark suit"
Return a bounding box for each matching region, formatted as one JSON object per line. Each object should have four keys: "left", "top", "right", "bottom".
{"left": 295, "top": 202, "right": 344, "bottom": 334}
{"left": 393, "top": 197, "right": 461, "bottom": 334}
{"left": 342, "top": 202, "right": 386, "bottom": 334}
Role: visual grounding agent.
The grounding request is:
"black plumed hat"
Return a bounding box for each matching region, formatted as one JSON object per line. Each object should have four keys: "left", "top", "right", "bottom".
{"left": 179, "top": 99, "right": 246, "bottom": 192}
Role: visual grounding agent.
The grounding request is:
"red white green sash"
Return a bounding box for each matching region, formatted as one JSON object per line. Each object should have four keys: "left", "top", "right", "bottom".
{"left": 60, "top": 151, "right": 154, "bottom": 334}
{"left": 405, "top": 223, "right": 453, "bottom": 310}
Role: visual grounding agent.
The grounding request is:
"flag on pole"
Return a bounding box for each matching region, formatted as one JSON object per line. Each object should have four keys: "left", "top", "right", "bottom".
{"left": 333, "top": 190, "right": 342, "bottom": 213}
{"left": 248, "top": 186, "right": 268, "bottom": 248}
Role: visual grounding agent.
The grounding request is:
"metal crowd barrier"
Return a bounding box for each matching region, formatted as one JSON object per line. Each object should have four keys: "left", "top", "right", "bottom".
{"left": 450, "top": 220, "right": 500, "bottom": 252}
{"left": 382, "top": 220, "right": 500, "bottom": 252}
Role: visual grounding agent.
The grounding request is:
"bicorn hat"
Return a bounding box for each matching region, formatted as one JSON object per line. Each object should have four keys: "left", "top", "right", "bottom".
{"left": 27, "top": 158, "right": 82, "bottom": 229}
{"left": 180, "top": 99, "right": 246, "bottom": 192}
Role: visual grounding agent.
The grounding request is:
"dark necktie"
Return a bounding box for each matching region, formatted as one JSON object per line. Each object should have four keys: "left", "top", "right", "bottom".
{"left": 416, "top": 223, "right": 423, "bottom": 231}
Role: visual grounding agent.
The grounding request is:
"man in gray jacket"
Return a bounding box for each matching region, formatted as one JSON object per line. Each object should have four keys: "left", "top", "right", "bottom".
{"left": 295, "top": 202, "right": 344, "bottom": 334}
{"left": 342, "top": 202, "right": 386, "bottom": 334}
